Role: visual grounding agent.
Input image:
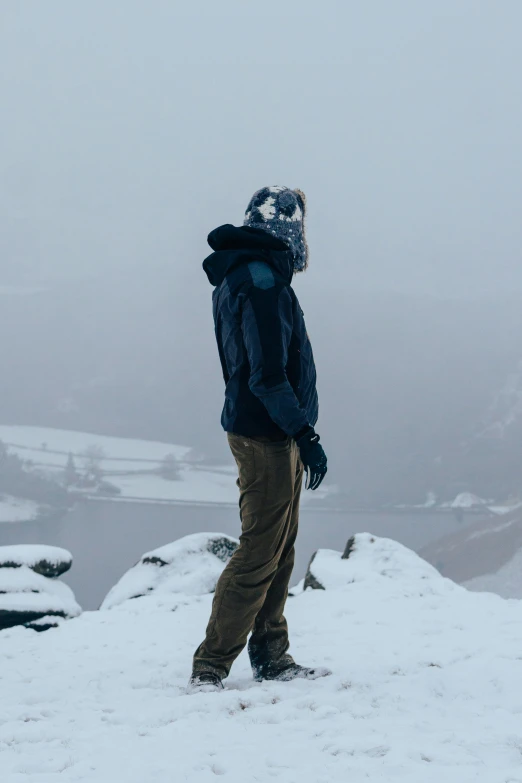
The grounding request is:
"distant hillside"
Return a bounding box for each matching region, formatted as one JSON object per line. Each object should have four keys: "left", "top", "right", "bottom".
{"left": 420, "top": 510, "right": 522, "bottom": 597}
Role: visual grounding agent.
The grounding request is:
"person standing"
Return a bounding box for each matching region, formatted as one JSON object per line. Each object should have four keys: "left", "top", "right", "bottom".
{"left": 190, "top": 186, "right": 329, "bottom": 691}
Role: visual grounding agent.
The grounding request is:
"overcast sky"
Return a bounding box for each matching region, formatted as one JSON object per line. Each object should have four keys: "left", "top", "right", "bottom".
{"left": 1, "top": 0, "right": 521, "bottom": 296}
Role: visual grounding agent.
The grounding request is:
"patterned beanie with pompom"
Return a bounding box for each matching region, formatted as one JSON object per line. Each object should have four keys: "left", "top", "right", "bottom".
{"left": 243, "top": 186, "right": 308, "bottom": 272}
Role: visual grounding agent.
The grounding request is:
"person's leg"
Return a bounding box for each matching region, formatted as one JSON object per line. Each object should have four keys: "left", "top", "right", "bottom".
{"left": 192, "top": 434, "right": 297, "bottom": 680}
{"left": 248, "top": 441, "right": 303, "bottom": 677}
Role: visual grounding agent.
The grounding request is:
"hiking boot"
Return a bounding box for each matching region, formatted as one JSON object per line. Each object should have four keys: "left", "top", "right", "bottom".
{"left": 253, "top": 662, "right": 332, "bottom": 683}
{"left": 187, "top": 671, "right": 224, "bottom": 693}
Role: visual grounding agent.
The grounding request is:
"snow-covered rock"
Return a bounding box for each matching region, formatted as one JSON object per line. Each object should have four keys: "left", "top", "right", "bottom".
{"left": 101, "top": 532, "right": 239, "bottom": 610}
{"left": 0, "top": 545, "right": 80, "bottom": 631}
{"left": 2, "top": 532, "right": 522, "bottom": 781}
{"left": 304, "top": 533, "right": 442, "bottom": 593}
{"left": 0, "top": 544, "right": 72, "bottom": 577}
{"left": 0, "top": 564, "right": 81, "bottom": 631}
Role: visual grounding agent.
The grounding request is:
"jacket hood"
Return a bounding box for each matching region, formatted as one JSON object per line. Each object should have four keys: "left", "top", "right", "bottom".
{"left": 203, "top": 224, "right": 293, "bottom": 287}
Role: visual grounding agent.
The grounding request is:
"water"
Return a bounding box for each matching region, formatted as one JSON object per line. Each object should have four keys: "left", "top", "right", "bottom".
{"left": 0, "top": 500, "right": 481, "bottom": 609}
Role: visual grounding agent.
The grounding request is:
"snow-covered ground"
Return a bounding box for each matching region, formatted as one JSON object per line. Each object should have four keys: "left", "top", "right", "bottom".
{"left": 0, "top": 425, "right": 191, "bottom": 465}
{"left": 110, "top": 469, "right": 237, "bottom": 505}
{"left": 0, "top": 496, "right": 39, "bottom": 524}
{"left": 1, "top": 533, "right": 522, "bottom": 782}
{"left": 0, "top": 425, "right": 237, "bottom": 504}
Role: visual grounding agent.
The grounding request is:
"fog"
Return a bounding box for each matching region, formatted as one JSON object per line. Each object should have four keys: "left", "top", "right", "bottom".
{"left": 2, "top": 0, "right": 522, "bottom": 506}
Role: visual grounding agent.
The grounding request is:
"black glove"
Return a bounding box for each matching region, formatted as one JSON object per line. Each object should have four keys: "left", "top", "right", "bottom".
{"left": 295, "top": 428, "right": 327, "bottom": 491}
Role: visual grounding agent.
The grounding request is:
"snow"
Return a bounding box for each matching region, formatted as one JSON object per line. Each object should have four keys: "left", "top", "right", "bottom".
{"left": 0, "top": 495, "right": 39, "bottom": 524}
{"left": 448, "top": 492, "right": 487, "bottom": 509}
{"left": 101, "top": 533, "right": 238, "bottom": 610}
{"left": 1, "top": 533, "right": 522, "bottom": 781}
{"left": 0, "top": 544, "right": 72, "bottom": 573}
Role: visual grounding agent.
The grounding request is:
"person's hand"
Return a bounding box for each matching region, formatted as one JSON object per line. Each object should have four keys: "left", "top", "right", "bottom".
{"left": 296, "top": 429, "right": 327, "bottom": 490}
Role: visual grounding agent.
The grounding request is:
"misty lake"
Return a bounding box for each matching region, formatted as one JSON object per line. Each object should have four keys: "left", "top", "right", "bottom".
{"left": 0, "top": 500, "right": 484, "bottom": 610}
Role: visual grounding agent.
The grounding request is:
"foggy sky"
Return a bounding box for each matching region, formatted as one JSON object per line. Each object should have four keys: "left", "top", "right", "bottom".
{"left": 2, "top": 0, "right": 522, "bottom": 297}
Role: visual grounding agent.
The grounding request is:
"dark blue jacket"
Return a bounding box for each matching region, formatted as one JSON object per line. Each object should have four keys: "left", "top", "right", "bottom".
{"left": 203, "top": 224, "right": 319, "bottom": 439}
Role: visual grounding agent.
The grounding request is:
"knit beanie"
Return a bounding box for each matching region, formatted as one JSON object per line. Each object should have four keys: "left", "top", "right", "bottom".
{"left": 243, "top": 186, "right": 309, "bottom": 272}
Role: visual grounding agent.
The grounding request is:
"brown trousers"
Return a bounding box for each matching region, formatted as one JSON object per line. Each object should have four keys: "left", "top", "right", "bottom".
{"left": 193, "top": 432, "right": 304, "bottom": 679}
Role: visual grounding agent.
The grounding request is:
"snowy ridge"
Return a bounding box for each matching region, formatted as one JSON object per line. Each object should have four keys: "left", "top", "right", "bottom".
{"left": 1, "top": 533, "right": 522, "bottom": 781}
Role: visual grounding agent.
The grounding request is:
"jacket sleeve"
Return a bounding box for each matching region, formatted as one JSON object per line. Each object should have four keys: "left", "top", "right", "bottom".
{"left": 241, "top": 284, "right": 310, "bottom": 436}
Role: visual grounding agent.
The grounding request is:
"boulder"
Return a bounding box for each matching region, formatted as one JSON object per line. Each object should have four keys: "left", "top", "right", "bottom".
{"left": 0, "top": 544, "right": 72, "bottom": 578}
{"left": 0, "top": 564, "right": 81, "bottom": 631}
{"left": 101, "top": 532, "right": 239, "bottom": 610}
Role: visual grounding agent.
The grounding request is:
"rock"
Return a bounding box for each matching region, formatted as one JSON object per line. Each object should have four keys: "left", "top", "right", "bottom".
{"left": 1, "top": 608, "right": 67, "bottom": 632}
{"left": 101, "top": 532, "right": 239, "bottom": 610}
{"left": 0, "top": 544, "right": 72, "bottom": 578}
{"left": 342, "top": 535, "right": 357, "bottom": 559}
{"left": 204, "top": 535, "right": 238, "bottom": 563}
{"left": 0, "top": 565, "right": 81, "bottom": 632}
{"left": 303, "top": 551, "right": 326, "bottom": 590}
